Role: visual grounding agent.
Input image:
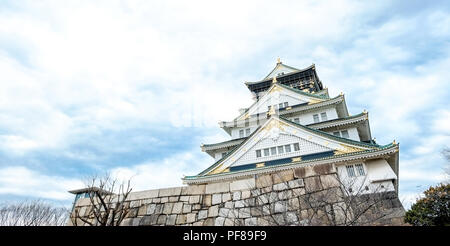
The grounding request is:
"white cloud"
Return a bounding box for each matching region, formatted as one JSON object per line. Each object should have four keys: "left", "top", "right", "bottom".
{"left": 0, "top": 166, "right": 83, "bottom": 200}
{"left": 110, "top": 151, "right": 211, "bottom": 191}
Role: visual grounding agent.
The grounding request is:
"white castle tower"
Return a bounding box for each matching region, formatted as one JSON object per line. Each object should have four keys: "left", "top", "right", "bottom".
{"left": 183, "top": 59, "right": 400, "bottom": 197}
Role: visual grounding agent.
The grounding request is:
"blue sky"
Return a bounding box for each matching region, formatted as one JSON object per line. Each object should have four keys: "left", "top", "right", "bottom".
{"left": 0, "top": 0, "right": 449, "bottom": 209}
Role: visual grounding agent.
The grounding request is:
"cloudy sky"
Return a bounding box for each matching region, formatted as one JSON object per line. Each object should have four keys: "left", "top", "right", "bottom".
{"left": 0, "top": 0, "right": 449, "bottom": 208}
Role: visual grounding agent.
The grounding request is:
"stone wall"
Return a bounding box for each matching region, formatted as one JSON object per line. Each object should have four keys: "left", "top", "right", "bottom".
{"left": 68, "top": 163, "right": 406, "bottom": 226}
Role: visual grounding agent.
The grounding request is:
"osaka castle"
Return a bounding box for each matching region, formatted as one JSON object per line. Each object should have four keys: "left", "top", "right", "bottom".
{"left": 182, "top": 59, "right": 400, "bottom": 195}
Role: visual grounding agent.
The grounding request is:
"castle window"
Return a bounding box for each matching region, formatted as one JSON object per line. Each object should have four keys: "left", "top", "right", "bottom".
{"left": 277, "top": 146, "right": 284, "bottom": 154}
{"left": 320, "top": 112, "right": 327, "bottom": 121}
{"left": 245, "top": 128, "right": 251, "bottom": 136}
{"left": 355, "top": 163, "right": 365, "bottom": 176}
{"left": 263, "top": 148, "right": 270, "bottom": 157}
{"left": 270, "top": 147, "right": 277, "bottom": 155}
{"left": 346, "top": 165, "right": 356, "bottom": 177}
{"left": 333, "top": 131, "right": 341, "bottom": 137}
{"left": 285, "top": 144, "right": 291, "bottom": 153}
{"left": 293, "top": 118, "right": 300, "bottom": 124}
{"left": 313, "top": 114, "right": 320, "bottom": 123}
{"left": 239, "top": 129, "right": 244, "bottom": 138}
{"left": 293, "top": 143, "right": 300, "bottom": 151}
{"left": 284, "top": 102, "right": 288, "bottom": 108}
{"left": 279, "top": 103, "right": 284, "bottom": 109}
{"left": 341, "top": 130, "right": 349, "bottom": 139}
{"left": 256, "top": 150, "right": 261, "bottom": 158}
{"left": 222, "top": 152, "right": 227, "bottom": 158}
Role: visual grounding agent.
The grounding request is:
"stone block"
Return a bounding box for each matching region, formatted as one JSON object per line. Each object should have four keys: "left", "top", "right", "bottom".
{"left": 166, "top": 214, "right": 177, "bottom": 225}
{"left": 292, "top": 188, "right": 306, "bottom": 196}
{"left": 169, "top": 196, "right": 179, "bottom": 202}
{"left": 176, "top": 214, "right": 187, "bottom": 225}
{"left": 189, "top": 195, "right": 201, "bottom": 204}
{"left": 241, "top": 190, "right": 251, "bottom": 199}
{"left": 203, "top": 218, "right": 214, "bottom": 226}
{"left": 288, "top": 197, "right": 300, "bottom": 210}
{"left": 304, "top": 176, "right": 323, "bottom": 192}
{"left": 286, "top": 212, "right": 299, "bottom": 225}
{"left": 161, "top": 197, "right": 169, "bottom": 203}
{"left": 182, "top": 204, "right": 192, "bottom": 213}
{"left": 159, "top": 187, "right": 182, "bottom": 197}
{"left": 163, "top": 203, "right": 174, "bottom": 215}
{"left": 127, "top": 189, "right": 159, "bottom": 200}
{"left": 186, "top": 213, "right": 197, "bottom": 223}
{"left": 192, "top": 204, "right": 201, "bottom": 210}
{"left": 230, "top": 178, "right": 256, "bottom": 191}
{"left": 222, "top": 193, "right": 231, "bottom": 202}
{"left": 138, "top": 205, "right": 147, "bottom": 216}
{"left": 215, "top": 217, "right": 225, "bottom": 226}
{"left": 288, "top": 179, "right": 305, "bottom": 189}
{"left": 208, "top": 205, "right": 219, "bottom": 217}
{"left": 320, "top": 174, "right": 340, "bottom": 189}
{"left": 172, "top": 202, "right": 183, "bottom": 214}
{"left": 244, "top": 217, "right": 257, "bottom": 226}
{"left": 256, "top": 195, "right": 269, "bottom": 205}
{"left": 238, "top": 208, "right": 251, "bottom": 218}
{"left": 256, "top": 174, "right": 273, "bottom": 188}
{"left": 224, "top": 218, "right": 234, "bottom": 226}
{"left": 233, "top": 191, "right": 241, "bottom": 201}
{"left": 127, "top": 208, "right": 138, "bottom": 218}
{"left": 154, "top": 204, "right": 163, "bottom": 214}
{"left": 139, "top": 214, "right": 158, "bottom": 225}
{"left": 206, "top": 182, "right": 230, "bottom": 194}
{"left": 157, "top": 215, "right": 167, "bottom": 225}
{"left": 313, "top": 163, "right": 335, "bottom": 175}
{"left": 198, "top": 210, "right": 208, "bottom": 220}
{"left": 181, "top": 185, "right": 206, "bottom": 195}
{"left": 179, "top": 196, "right": 190, "bottom": 202}
{"left": 219, "top": 208, "right": 230, "bottom": 217}
{"left": 274, "top": 201, "right": 287, "bottom": 213}
{"left": 145, "top": 204, "right": 156, "bottom": 215}
{"left": 193, "top": 221, "right": 203, "bottom": 226}
{"left": 130, "top": 200, "right": 141, "bottom": 208}
{"left": 212, "top": 194, "right": 222, "bottom": 205}
{"left": 273, "top": 182, "right": 289, "bottom": 191}
{"left": 234, "top": 200, "right": 245, "bottom": 208}
{"left": 257, "top": 217, "right": 271, "bottom": 226}
{"left": 152, "top": 198, "right": 161, "bottom": 203}
{"left": 224, "top": 201, "right": 234, "bottom": 209}
{"left": 272, "top": 170, "right": 294, "bottom": 184}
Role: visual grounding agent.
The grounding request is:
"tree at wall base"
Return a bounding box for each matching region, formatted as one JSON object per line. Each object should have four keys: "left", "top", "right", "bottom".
{"left": 404, "top": 183, "right": 450, "bottom": 226}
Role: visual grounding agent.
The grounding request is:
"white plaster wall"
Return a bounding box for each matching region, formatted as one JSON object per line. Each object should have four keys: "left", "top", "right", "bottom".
{"left": 232, "top": 133, "right": 331, "bottom": 167}
{"left": 251, "top": 93, "right": 307, "bottom": 115}
{"left": 231, "top": 126, "right": 258, "bottom": 139}
{"left": 336, "top": 159, "right": 396, "bottom": 195}
{"left": 322, "top": 127, "right": 360, "bottom": 141}
{"left": 290, "top": 107, "right": 338, "bottom": 125}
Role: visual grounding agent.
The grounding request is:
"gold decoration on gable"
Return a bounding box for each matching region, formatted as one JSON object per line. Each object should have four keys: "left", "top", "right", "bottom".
{"left": 334, "top": 144, "right": 365, "bottom": 155}
{"left": 256, "top": 163, "right": 265, "bottom": 168}
{"left": 291, "top": 157, "right": 302, "bottom": 162}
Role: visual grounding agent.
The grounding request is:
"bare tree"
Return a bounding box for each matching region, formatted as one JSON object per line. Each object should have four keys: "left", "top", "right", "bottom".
{"left": 0, "top": 200, "right": 69, "bottom": 226}
{"left": 70, "top": 174, "right": 133, "bottom": 226}
{"left": 225, "top": 172, "right": 403, "bottom": 226}
{"left": 442, "top": 147, "right": 450, "bottom": 182}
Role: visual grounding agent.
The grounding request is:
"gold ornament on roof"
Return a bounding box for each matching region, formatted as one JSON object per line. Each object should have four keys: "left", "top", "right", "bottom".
{"left": 277, "top": 57, "right": 281, "bottom": 64}
{"left": 272, "top": 76, "right": 278, "bottom": 84}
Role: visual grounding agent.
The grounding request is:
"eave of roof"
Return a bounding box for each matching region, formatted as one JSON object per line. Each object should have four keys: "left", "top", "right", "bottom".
{"left": 197, "top": 115, "right": 383, "bottom": 177}
{"left": 207, "top": 112, "right": 368, "bottom": 152}
{"left": 183, "top": 143, "right": 398, "bottom": 183}
{"left": 246, "top": 64, "right": 316, "bottom": 85}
